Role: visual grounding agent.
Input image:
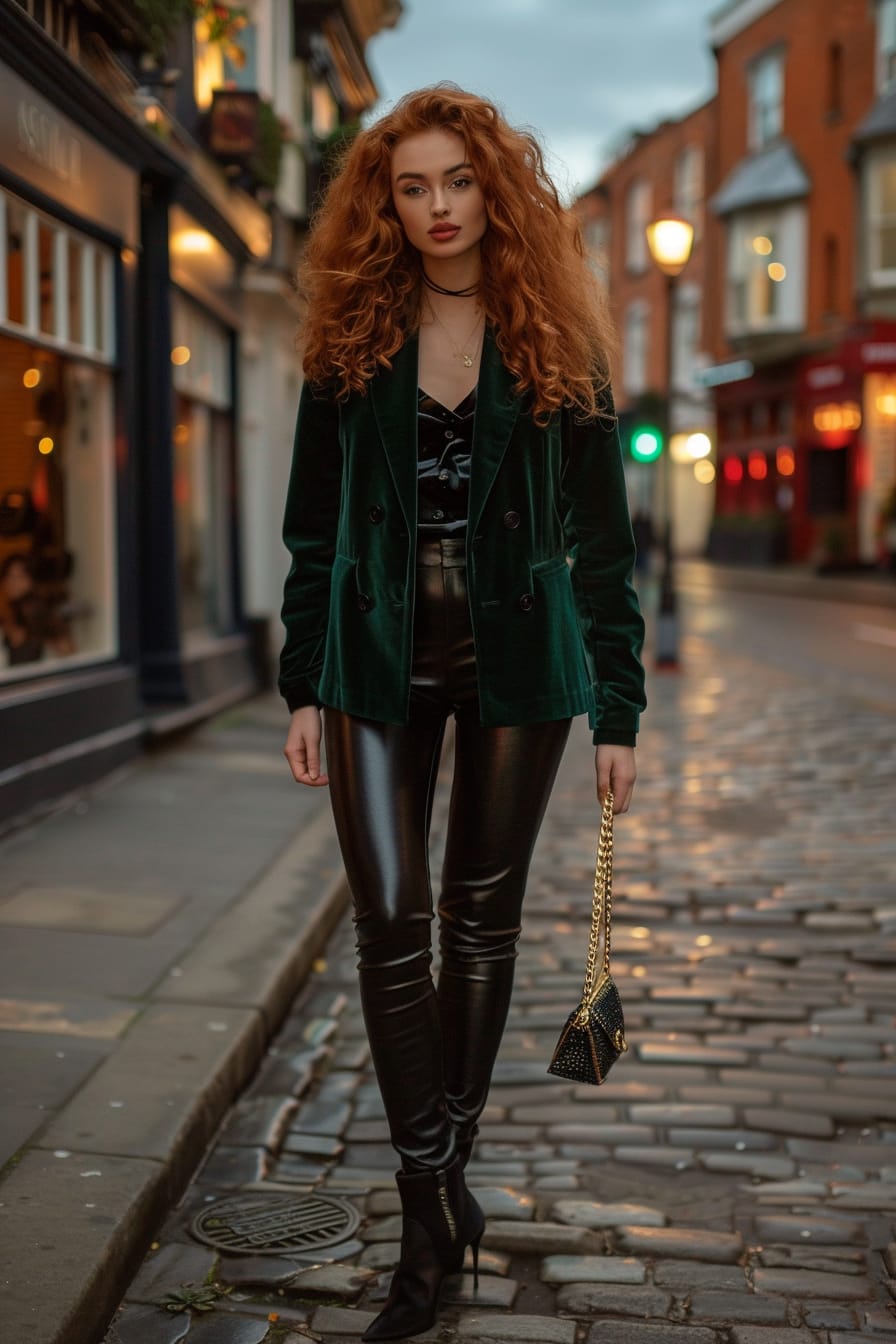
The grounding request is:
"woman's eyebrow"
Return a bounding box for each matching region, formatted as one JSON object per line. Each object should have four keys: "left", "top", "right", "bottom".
{"left": 394, "top": 161, "right": 472, "bottom": 183}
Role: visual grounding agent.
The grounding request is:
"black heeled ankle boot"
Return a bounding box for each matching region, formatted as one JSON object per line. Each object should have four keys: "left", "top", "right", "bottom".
{"left": 362, "top": 1157, "right": 484, "bottom": 1342}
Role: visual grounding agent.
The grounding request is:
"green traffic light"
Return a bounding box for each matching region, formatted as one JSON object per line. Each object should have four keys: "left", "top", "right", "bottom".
{"left": 630, "top": 426, "right": 663, "bottom": 462}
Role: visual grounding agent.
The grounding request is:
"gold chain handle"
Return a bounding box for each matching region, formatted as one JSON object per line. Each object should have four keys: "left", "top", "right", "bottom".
{"left": 576, "top": 790, "right": 614, "bottom": 1022}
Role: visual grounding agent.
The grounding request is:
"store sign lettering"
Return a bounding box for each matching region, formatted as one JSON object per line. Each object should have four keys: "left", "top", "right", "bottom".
{"left": 861, "top": 342, "right": 896, "bottom": 365}
{"left": 806, "top": 365, "right": 843, "bottom": 389}
{"left": 17, "top": 100, "right": 82, "bottom": 186}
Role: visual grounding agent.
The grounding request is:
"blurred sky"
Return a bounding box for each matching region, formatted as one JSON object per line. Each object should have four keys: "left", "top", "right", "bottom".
{"left": 366, "top": 0, "right": 722, "bottom": 199}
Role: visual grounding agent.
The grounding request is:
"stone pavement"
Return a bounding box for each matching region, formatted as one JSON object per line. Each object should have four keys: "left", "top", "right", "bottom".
{"left": 0, "top": 695, "right": 347, "bottom": 1344}
{"left": 101, "top": 611, "right": 896, "bottom": 1344}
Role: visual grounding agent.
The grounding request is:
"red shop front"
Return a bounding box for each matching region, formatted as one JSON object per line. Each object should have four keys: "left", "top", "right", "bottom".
{"left": 798, "top": 322, "right": 896, "bottom": 568}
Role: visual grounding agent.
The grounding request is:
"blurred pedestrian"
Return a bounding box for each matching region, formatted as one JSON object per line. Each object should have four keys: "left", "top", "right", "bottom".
{"left": 279, "top": 84, "right": 645, "bottom": 1342}
{"left": 632, "top": 508, "right": 655, "bottom": 575}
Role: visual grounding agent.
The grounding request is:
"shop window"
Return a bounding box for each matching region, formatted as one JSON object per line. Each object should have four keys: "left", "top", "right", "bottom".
{"left": 748, "top": 48, "right": 784, "bottom": 150}
{"left": 0, "top": 337, "right": 116, "bottom": 677}
{"left": 3, "top": 194, "right": 26, "bottom": 326}
{"left": 68, "top": 236, "right": 83, "bottom": 346}
{"left": 171, "top": 292, "right": 235, "bottom": 641}
{"left": 726, "top": 205, "right": 806, "bottom": 335}
{"left": 37, "top": 221, "right": 55, "bottom": 337}
{"left": 0, "top": 187, "right": 114, "bottom": 360}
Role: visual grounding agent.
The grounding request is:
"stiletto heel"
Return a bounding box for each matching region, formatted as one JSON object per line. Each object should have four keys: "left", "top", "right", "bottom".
{"left": 363, "top": 1156, "right": 482, "bottom": 1341}
{"left": 471, "top": 1231, "right": 482, "bottom": 1290}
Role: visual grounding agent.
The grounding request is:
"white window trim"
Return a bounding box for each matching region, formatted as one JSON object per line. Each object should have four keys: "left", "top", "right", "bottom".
{"left": 867, "top": 150, "right": 896, "bottom": 287}
{"left": 725, "top": 204, "right": 807, "bottom": 338}
{"left": 623, "top": 297, "right": 649, "bottom": 397}
{"left": 748, "top": 49, "right": 784, "bottom": 151}
{"left": 878, "top": 0, "right": 896, "bottom": 93}
{"left": 0, "top": 187, "right": 115, "bottom": 364}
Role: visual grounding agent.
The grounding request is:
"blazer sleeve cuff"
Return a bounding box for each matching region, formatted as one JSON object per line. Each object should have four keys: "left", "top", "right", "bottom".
{"left": 280, "top": 679, "right": 323, "bottom": 713}
{"left": 592, "top": 728, "right": 637, "bottom": 748}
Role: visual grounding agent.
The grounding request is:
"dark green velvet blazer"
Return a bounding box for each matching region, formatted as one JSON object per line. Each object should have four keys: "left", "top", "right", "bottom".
{"left": 279, "top": 329, "right": 646, "bottom": 745}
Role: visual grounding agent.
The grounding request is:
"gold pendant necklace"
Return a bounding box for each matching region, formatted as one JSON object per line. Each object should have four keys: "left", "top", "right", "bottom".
{"left": 426, "top": 300, "right": 483, "bottom": 368}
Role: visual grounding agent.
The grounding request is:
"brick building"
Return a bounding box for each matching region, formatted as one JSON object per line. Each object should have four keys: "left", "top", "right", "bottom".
{"left": 582, "top": 0, "right": 896, "bottom": 569}
{"left": 707, "top": 0, "right": 890, "bottom": 565}
{"left": 576, "top": 98, "right": 718, "bottom": 555}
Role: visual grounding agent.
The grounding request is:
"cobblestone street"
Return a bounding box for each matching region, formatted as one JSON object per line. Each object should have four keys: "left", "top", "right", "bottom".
{"left": 105, "top": 613, "right": 896, "bottom": 1344}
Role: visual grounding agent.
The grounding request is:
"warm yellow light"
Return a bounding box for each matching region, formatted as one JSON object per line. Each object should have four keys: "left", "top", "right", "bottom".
{"left": 171, "top": 345, "right": 191, "bottom": 366}
{"left": 876, "top": 391, "right": 896, "bottom": 417}
{"left": 685, "top": 432, "right": 712, "bottom": 460}
{"left": 144, "top": 104, "right": 160, "bottom": 125}
{"left": 23, "top": 368, "right": 41, "bottom": 389}
{"left": 694, "top": 459, "right": 716, "bottom": 484}
{"left": 696, "top": 934, "right": 713, "bottom": 947}
{"left": 812, "top": 402, "right": 861, "bottom": 433}
{"left": 171, "top": 228, "right": 215, "bottom": 257}
{"left": 631, "top": 966, "right": 647, "bottom": 978}
{"left": 768, "top": 262, "right": 787, "bottom": 282}
{"left": 669, "top": 433, "right": 690, "bottom": 463}
{"left": 752, "top": 235, "right": 773, "bottom": 255}
{"left": 121, "top": 247, "right": 137, "bottom": 266}
{"left": 38, "top": 437, "right": 54, "bottom": 455}
{"left": 173, "top": 422, "right": 190, "bottom": 446}
{"left": 645, "top": 215, "right": 695, "bottom": 275}
{"left": 630, "top": 927, "right": 651, "bottom": 940}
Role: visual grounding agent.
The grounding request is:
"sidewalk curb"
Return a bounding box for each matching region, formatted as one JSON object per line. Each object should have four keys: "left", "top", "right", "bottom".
{"left": 0, "top": 804, "right": 349, "bottom": 1344}
{"left": 677, "top": 558, "right": 896, "bottom": 608}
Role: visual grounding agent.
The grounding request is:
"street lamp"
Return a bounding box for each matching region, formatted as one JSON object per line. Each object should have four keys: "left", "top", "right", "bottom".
{"left": 645, "top": 212, "right": 695, "bottom": 670}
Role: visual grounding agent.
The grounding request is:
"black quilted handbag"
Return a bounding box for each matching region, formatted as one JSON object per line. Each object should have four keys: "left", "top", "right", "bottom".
{"left": 548, "top": 791, "right": 628, "bottom": 1085}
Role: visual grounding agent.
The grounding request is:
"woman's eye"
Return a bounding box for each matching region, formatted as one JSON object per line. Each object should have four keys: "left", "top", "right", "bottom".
{"left": 403, "top": 185, "right": 425, "bottom": 197}
{"left": 451, "top": 177, "right": 472, "bottom": 189}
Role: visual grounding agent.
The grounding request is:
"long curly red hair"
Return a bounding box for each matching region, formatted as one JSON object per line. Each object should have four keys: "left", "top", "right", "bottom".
{"left": 299, "top": 85, "right": 616, "bottom": 421}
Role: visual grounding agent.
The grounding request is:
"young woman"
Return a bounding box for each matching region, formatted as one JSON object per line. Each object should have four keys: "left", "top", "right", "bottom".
{"left": 280, "top": 85, "right": 646, "bottom": 1341}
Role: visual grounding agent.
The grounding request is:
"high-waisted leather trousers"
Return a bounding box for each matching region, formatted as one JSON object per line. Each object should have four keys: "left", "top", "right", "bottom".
{"left": 325, "top": 537, "right": 571, "bottom": 1172}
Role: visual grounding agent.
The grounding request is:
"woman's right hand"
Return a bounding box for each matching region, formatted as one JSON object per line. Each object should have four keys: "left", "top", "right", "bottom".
{"left": 283, "top": 706, "right": 330, "bottom": 786}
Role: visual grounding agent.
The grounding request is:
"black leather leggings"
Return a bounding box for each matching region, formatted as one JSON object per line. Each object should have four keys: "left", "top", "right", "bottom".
{"left": 325, "top": 537, "right": 571, "bottom": 1172}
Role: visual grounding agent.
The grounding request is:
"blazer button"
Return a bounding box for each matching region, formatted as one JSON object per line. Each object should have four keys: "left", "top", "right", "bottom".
{"left": 518, "top": 592, "right": 535, "bottom": 612}
{"left": 368, "top": 504, "right": 385, "bottom": 524}
{"left": 503, "top": 509, "right": 521, "bottom": 530}
{"left": 357, "top": 593, "right": 374, "bottom": 613}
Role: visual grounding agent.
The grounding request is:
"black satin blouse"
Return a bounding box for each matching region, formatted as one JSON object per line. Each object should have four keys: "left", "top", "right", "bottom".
{"left": 417, "top": 386, "right": 476, "bottom": 537}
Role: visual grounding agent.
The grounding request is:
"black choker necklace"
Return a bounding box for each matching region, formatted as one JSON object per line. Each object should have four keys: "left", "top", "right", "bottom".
{"left": 422, "top": 271, "right": 480, "bottom": 298}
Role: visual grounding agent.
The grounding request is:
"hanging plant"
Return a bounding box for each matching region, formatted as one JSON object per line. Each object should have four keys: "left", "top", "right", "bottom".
{"left": 132, "top": 0, "right": 196, "bottom": 57}
{"left": 194, "top": 0, "right": 250, "bottom": 68}
{"left": 253, "top": 99, "right": 286, "bottom": 191}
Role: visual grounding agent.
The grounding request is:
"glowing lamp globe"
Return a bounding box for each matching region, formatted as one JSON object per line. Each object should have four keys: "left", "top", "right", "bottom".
{"left": 645, "top": 216, "right": 695, "bottom": 276}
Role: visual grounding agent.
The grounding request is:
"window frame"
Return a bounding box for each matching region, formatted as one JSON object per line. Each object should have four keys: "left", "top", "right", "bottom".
{"left": 725, "top": 203, "right": 807, "bottom": 337}
{"left": 625, "top": 178, "right": 652, "bottom": 275}
{"left": 878, "top": 0, "right": 896, "bottom": 93}
{"left": 748, "top": 48, "right": 785, "bottom": 151}
{"left": 623, "top": 297, "right": 649, "bottom": 397}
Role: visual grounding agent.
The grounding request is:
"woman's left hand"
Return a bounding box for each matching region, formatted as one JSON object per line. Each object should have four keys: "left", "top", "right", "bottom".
{"left": 595, "top": 745, "right": 636, "bottom": 814}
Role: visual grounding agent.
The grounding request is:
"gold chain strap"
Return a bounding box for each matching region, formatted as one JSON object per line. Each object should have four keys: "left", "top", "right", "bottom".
{"left": 576, "top": 790, "right": 614, "bottom": 1023}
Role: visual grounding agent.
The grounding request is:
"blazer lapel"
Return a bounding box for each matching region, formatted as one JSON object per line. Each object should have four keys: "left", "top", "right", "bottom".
{"left": 468, "top": 328, "right": 520, "bottom": 538}
{"left": 369, "top": 333, "right": 420, "bottom": 533}
{"left": 368, "top": 327, "right": 520, "bottom": 538}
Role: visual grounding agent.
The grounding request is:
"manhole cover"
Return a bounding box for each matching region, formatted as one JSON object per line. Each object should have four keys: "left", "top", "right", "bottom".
{"left": 190, "top": 1192, "right": 360, "bottom": 1255}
